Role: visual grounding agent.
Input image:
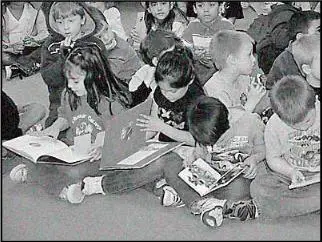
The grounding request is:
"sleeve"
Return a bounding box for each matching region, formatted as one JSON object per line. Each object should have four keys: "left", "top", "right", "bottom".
{"left": 40, "top": 38, "right": 66, "bottom": 88}
{"left": 266, "top": 58, "right": 283, "bottom": 90}
{"left": 32, "top": 9, "right": 49, "bottom": 42}
{"left": 264, "top": 117, "right": 284, "bottom": 160}
{"left": 250, "top": 114, "right": 265, "bottom": 147}
{"left": 182, "top": 23, "right": 194, "bottom": 44}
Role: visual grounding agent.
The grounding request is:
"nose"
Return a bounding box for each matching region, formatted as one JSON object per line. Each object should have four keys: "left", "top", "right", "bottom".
{"left": 64, "top": 20, "right": 70, "bottom": 30}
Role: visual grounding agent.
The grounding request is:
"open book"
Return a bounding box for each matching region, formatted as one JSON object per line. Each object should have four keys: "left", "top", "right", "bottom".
{"left": 289, "top": 171, "right": 320, "bottom": 189}
{"left": 178, "top": 155, "right": 247, "bottom": 196}
{"left": 2, "top": 132, "right": 105, "bottom": 166}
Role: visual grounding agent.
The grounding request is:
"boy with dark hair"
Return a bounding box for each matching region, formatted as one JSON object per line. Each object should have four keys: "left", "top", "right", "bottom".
{"left": 40, "top": 2, "right": 109, "bottom": 127}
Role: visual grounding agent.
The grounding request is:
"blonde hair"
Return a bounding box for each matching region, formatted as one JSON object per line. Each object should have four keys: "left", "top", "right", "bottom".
{"left": 209, "top": 30, "right": 253, "bottom": 70}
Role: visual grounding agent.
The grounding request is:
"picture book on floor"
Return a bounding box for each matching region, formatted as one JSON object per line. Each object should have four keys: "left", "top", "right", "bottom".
{"left": 178, "top": 149, "right": 249, "bottom": 196}
{"left": 289, "top": 170, "right": 320, "bottom": 189}
{"left": 2, "top": 132, "right": 105, "bottom": 166}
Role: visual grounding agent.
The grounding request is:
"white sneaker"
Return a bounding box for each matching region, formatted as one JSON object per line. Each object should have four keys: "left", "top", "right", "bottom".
{"left": 161, "top": 186, "right": 185, "bottom": 207}
{"left": 5, "top": 66, "right": 12, "bottom": 80}
{"left": 82, "top": 176, "right": 106, "bottom": 195}
{"left": 59, "top": 183, "right": 85, "bottom": 204}
{"left": 9, "top": 164, "right": 28, "bottom": 183}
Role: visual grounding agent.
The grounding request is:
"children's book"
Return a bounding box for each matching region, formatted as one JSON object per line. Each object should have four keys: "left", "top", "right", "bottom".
{"left": 2, "top": 132, "right": 105, "bottom": 166}
{"left": 289, "top": 171, "right": 320, "bottom": 189}
{"left": 178, "top": 151, "right": 248, "bottom": 196}
{"left": 192, "top": 34, "right": 212, "bottom": 53}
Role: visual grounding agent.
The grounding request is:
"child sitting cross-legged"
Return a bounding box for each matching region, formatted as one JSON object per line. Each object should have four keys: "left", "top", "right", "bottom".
{"left": 9, "top": 45, "right": 132, "bottom": 203}
{"left": 162, "top": 95, "right": 266, "bottom": 228}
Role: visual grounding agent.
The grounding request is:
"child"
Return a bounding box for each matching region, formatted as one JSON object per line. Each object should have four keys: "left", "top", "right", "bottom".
{"left": 2, "top": 1, "right": 49, "bottom": 78}
{"left": 129, "top": 29, "right": 186, "bottom": 106}
{"left": 40, "top": 2, "right": 113, "bottom": 128}
{"left": 266, "top": 11, "right": 320, "bottom": 91}
{"left": 91, "top": 8, "right": 143, "bottom": 85}
{"left": 9, "top": 45, "right": 131, "bottom": 203}
{"left": 162, "top": 95, "right": 265, "bottom": 227}
{"left": 250, "top": 75, "right": 320, "bottom": 219}
{"left": 86, "top": 2, "right": 128, "bottom": 41}
{"left": 221, "top": 1, "right": 244, "bottom": 24}
{"left": 234, "top": 2, "right": 258, "bottom": 31}
{"left": 129, "top": 2, "right": 186, "bottom": 50}
{"left": 182, "top": 1, "right": 234, "bottom": 85}
{"left": 204, "top": 30, "right": 266, "bottom": 113}
{"left": 62, "top": 47, "right": 205, "bottom": 204}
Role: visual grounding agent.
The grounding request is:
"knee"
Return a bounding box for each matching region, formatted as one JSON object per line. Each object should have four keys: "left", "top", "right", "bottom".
{"left": 24, "top": 103, "right": 47, "bottom": 120}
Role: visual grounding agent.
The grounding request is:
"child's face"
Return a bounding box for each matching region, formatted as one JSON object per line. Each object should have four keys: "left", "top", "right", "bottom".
{"left": 55, "top": 14, "right": 85, "bottom": 40}
{"left": 234, "top": 38, "right": 256, "bottom": 75}
{"left": 307, "top": 53, "right": 320, "bottom": 88}
{"left": 289, "top": 108, "right": 316, "bottom": 131}
{"left": 66, "top": 64, "right": 87, "bottom": 97}
{"left": 307, "top": 19, "right": 320, "bottom": 35}
{"left": 158, "top": 78, "right": 190, "bottom": 102}
{"left": 262, "top": 2, "right": 274, "bottom": 15}
{"left": 193, "top": 2, "right": 219, "bottom": 23}
{"left": 241, "top": 2, "right": 250, "bottom": 9}
{"left": 176, "top": 2, "right": 187, "bottom": 14}
{"left": 148, "top": 2, "right": 173, "bottom": 21}
{"left": 96, "top": 22, "right": 116, "bottom": 51}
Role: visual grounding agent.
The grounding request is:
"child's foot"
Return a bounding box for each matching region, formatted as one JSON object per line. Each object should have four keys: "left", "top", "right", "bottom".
{"left": 161, "top": 185, "right": 185, "bottom": 208}
{"left": 81, "top": 176, "right": 106, "bottom": 195}
{"left": 190, "top": 198, "right": 227, "bottom": 228}
{"left": 226, "top": 200, "right": 258, "bottom": 221}
{"left": 59, "top": 183, "right": 85, "bottom": 204}
{"left": 9, "top": 164, "right": 28, "bottom": 183}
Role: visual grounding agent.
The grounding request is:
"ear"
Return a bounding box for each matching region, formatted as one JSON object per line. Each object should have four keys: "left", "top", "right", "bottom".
{"left": 170, "top": 2, "right": 174, "bottom": 9}
{"left": 296, "top": 32, "right": 304, "bottom": 40}
{"left": 193, "top": 5, "right": 197, "bottom": 15}
{"left": 152, "top": 57, "right": 158, "bottom": 66}
{"left": 301, "top": 64, "right": 312, "bottom": 76}
{"left": 81, "top": 16, "right": 86, "bottom": 25}
{"left": 227, "top": 54, "right": 237, "bottom": 66}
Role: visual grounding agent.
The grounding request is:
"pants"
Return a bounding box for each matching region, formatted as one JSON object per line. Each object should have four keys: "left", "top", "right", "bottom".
{"left": 164, "top": 155, "right": 252, "bottom": 209}
{"left": 18, "top": 103, "right": 46, "bottom": 133}
{"left": 250, "top": 163, "right": 320, "bottom": 219}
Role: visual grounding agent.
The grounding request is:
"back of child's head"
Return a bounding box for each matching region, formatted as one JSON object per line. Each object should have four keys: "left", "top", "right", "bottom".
{"left": 292, "top": 33, "right": 320, "bottom": 69}
{"left": 140, "top": 29, "right": 181, "bottom": 66}
{"left": 144, "top": 2, "right": 176, "bottom": 33}
{"left": 155, "top": 46, "right": 196, "bottom": 89}
{"left": 64, "top": 45, "right": 131, "bottom": 114}
{"left": 209, "top": 30, "right": 252, "bottom": 70}
{"left": 269, "top": 75, "right": 316, "bottom": 125}
{"left": 51, "top": 2, "right": 85, "bottom": 21}
{"left": 288, "top": 10, "right": 320, "bottom": 41}
{"left": 187, "top": 96, "right": 229, "bottom": 146}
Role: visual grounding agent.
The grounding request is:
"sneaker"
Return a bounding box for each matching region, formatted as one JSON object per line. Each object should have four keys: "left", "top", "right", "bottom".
{"left": 9, "top": 164, "right": 28, "bottom": 183}
{"left": 81, "top": 176, "right": 106, "bottom": 195}
{"left": 161, "top": 186, "right": 185, "bottom": 207}
{"left": 190, "top": 198, "right": 227, "bottom": 228}
{"left": 152, "top": 178, "right": 168, "bottom": 198}
{"left": 226, "top": 200, "right": 258, "bottom": 221}
{"left": 59, "top": 183, "right": 85, "bottom": 204}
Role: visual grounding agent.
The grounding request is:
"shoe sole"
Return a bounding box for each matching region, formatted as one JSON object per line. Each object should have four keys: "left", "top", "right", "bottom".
{"left": 9, "top": 164, "right": 27, "bottom": 183}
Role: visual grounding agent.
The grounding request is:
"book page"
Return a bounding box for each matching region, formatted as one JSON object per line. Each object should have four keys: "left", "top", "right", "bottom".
{"left": 289, "top": 172, "right": 320, "bottom": 189}
{"left": 2, "top": 135, "right": 68, "bottom": 162}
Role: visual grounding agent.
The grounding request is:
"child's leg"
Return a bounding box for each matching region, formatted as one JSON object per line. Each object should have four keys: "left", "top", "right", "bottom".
{"left": 250, "top": 164, "right": 320, "bottom": 219}
{"left": 18, "top": 103, "right": 46, "bottom": 133}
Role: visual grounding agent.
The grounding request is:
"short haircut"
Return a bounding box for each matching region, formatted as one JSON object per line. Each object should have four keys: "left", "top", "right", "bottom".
{"left": 292, "top": 33, "right": 320, "bottom": 67}
{"left": 155, "top": 46, "right": 196, "bottom": 88}
{"left": 209, "top": 30, "right": 252, "bottom": 70}
{"left": 288, "top": 11, "right": 320, "bottom": 41}
{"left": 51, "top": 2, "right": 85, "bottom": 21}
{"left": 187, "top": 96, "right": 230, "bottom": 146}
{"left": 269, "top": 75, "right": 316, "bottom": 125}
{"left": 140, "top": 29, "right": 181, "bottom": 66}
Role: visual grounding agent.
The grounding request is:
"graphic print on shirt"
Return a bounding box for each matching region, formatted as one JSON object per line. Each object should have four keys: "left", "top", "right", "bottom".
{"left": 72, "top": 114, "right": 103, "bottom": 140}
{"left": 158, "top": 107, "right": 185, "bottom": 130}
{"left": 284, "top": 129, "right": 320, "bottom": 172}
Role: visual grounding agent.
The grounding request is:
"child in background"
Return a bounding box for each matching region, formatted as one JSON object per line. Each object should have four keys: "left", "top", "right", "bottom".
{"left": 129, "top": 2, "right": 186, "bottom": 50}
{"left": 86, "top": 2, "right": 128, "bottom": 41}
{"left": 174, "top": 2, "right": 190, "bottom": 28}
{"left": 129, "top": 29, "right": 185, "bottom": 106}
{"left": 9, "top": 45, "right": 131, "bottom": 203}
{"left": 40, "top": 2, "right": 110, "bottom": 128}
{"left": 221, "top": 1, "right": 244, "bottom": 24}
{"left": 163, "top": 95, "right": 265, "bottom": 227}
{"left": 234, "top": 2, "right": 258, "bottom": 31}
{"left": 2, "top": 1, "right": 49, "bottom": 78}
{"left": 266, "top": 11, "right": 320, "bottom": 91}
{"left": 204, "top": 30, "right": 266, "bottom": 113}
{"left": 250, "top": 75, "right": 320, "bottom": 219}
{"left": 182, "top": 1, "right": 234, "bottom": 86}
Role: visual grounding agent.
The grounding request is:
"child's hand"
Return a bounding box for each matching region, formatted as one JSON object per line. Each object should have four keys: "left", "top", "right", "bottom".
{"left": 88, "top": 146, "right": 102, "bottom": 162}
{"left": 242, "top": 157, "right": 258, "bottom": 179}
{"left": 30, "top": 126, "right": 60, "bottom": 139}
{"left": 136, "top": 114, "right": 166, "bottom": 133}
{"left": 245, "top": 78, "right": 266, "bottom": 111}
{"left": 12, "top": 42, "right": 25, "bottom": 54}
{"left": 290, "top": 169, "right": 305, "bottom": 185}
{"left": 130, "top": 28, "right": 142, "bottom": 44}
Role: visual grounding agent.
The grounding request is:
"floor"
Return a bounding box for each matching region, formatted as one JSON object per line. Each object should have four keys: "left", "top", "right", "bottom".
{"left": 1, "top": 2, "right": 320, "bottom": 240}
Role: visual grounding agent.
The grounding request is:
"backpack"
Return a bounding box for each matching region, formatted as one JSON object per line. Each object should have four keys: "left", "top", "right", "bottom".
{"left": 252, "top": 4, "right": 300, "bottom": 73}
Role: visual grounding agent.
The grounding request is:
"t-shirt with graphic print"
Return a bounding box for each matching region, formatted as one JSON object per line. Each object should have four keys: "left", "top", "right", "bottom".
{"left": 57, "top": 91, "right": 124, "bottom": 145}
{"left": 153, "top": 81, "right": 205, "bottom": 142}
{"left": 264, "top": 100, "right": 320, "bottom": 172}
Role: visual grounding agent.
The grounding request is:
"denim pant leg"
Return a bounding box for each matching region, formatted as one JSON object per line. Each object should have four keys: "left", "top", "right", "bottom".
{"left": 101, "top": 152, "right": 182, "bottom": 194}
{"left": 250, "top": 164, "right": 320, "bottom": 219}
